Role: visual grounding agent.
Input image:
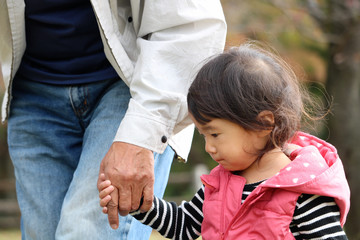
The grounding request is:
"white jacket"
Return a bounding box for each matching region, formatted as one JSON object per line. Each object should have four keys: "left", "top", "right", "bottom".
{"left": 0, "top": 0, "right": 227, "bottom": 159}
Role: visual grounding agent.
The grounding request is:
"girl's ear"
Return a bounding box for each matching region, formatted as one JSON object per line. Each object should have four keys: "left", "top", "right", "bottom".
{"left": 256, "top": 110, "right": 274, "bottom": 137}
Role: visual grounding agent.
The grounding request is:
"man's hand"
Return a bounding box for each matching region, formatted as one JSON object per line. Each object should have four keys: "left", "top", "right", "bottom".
{"left": 98, "top": 142, "right": 154, "bottom": 229}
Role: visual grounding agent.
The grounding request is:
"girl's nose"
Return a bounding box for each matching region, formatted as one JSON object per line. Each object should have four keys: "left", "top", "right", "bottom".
{"left": 205, "top": 141, "right": 216, "bottom": 154}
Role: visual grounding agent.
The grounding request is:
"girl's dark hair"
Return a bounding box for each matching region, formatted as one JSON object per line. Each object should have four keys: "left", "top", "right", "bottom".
{"left": 187, "top": 42, "right": 314, "bottom": 155}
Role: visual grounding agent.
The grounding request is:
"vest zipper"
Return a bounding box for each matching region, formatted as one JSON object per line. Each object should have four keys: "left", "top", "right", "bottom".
{"left": 222, "top": 186, "right": 265, "bottom": 239}
{"left": 220, "top": 175, "right": 230, "bottom": 238}
{"left": 220, "top": 232, "right": 225, "bottom": 240}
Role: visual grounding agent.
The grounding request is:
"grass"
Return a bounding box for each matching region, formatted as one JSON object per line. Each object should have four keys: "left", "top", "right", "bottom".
{"left": 0, "top": 229, "right": 20, "bottom": 240}
{"left": 0, "top": 229, "right": 202, "bottom": 240}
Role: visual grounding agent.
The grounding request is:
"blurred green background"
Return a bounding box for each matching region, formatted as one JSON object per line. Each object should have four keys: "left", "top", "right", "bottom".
{"left": 1, "top": 0, "right": 360, "bottom": 239}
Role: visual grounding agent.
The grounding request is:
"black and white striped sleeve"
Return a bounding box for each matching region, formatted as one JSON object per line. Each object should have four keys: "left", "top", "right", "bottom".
{"left": 290, "top": 194, "right": 348, "bottom": 239}
{"left": 130, "top": 185, "right": 205, "bottom": 240}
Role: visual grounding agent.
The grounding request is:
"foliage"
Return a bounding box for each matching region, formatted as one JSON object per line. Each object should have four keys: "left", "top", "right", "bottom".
{"left": 1, "top": 0, "right": 359, "bottom": 237}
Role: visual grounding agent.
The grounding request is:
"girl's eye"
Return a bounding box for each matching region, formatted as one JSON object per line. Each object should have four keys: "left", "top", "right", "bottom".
{"left": 211, "top": 133, "right": 218, "bottom": 138}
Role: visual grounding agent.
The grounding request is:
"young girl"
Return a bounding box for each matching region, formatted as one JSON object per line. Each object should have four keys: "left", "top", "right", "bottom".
{"left": 98, "top": 42, "right": 350, "bottom": 239}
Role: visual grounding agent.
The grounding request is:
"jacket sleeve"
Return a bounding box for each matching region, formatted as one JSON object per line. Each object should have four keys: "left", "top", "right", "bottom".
{"left": 0, "top": 0, "right": 26, "bottom": 123}
{"left": 114, "top": 0, "right": 227, "bottom": 153}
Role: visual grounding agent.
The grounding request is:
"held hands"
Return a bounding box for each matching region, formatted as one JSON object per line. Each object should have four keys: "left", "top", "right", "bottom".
{"left": 97, "top": 142, "right": 155, "bottom": 229}
{"left": 98, "top": 174, "right": 115, "bottom": 214}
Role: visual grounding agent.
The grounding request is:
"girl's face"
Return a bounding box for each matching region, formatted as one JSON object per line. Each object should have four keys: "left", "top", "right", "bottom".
{"left": 190, "top": 115, "right": 268, "bottom": 172}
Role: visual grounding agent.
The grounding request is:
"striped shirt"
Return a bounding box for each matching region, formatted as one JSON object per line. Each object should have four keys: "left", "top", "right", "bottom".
{"left": 131, "top": 181, "right": 347, "bottom": 240}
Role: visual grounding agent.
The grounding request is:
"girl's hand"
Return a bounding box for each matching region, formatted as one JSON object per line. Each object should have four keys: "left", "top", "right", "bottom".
{"left": 98, "top": 173, "right": 115, "bottom": 214}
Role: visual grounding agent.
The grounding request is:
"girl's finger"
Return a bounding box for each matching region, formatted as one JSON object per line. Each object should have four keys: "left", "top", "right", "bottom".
{"left": 100, "top": 195, "right": 112, "bottom": 207}
{"left": 102, "top": 206, "right": 108, "bottom": 214}
{"left": 98, "top": 180, "right": 112, "bottom": 191}
{"left": 99, "top": 185, "right": 115, "bottom": 199}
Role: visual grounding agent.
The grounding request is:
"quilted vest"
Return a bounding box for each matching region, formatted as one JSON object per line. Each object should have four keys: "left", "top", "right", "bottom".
{"left": 200, "top": 132, "right": 350, "bottom": 240}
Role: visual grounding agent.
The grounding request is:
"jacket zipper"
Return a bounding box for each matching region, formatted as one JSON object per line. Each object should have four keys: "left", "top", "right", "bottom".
{"left": 89, "top": 0, "right": 126, "bottom": 81}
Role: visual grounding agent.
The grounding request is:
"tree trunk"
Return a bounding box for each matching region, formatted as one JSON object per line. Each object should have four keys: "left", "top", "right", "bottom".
{"left": 326, "top": 23, "right": 360, "bottom": 239}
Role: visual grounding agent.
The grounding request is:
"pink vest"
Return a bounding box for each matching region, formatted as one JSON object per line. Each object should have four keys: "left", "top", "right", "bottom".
{"left": 200, "top": 132, "right": 350, "bottom": 240}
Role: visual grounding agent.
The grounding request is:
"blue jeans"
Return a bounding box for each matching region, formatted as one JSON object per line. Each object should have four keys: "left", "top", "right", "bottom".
{"left": 7, "top": 76, "right": 174, "bottom": 240}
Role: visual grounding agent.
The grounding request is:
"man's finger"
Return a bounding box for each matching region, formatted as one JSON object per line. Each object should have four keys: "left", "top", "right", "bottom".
{"left": 118, "top": 187, "right": 132, "bottom": 216}
{"left": 107, "top": 187, "right": 119, "bottom": 229}
{"left": 140, "top": 184, "right": 153, "bottom": 212}
{"left": 131, "top": 185, "right": 142, "bottom": 211}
